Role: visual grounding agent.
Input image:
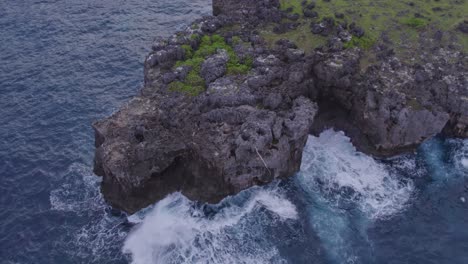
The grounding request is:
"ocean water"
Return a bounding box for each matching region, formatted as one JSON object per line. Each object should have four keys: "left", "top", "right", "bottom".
{"left": 1, "top": 1, "right": 468, "bottom": 264}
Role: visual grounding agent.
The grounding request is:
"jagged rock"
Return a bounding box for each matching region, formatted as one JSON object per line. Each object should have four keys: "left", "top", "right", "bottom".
{"left": 94, "top": 0, "right": 468, "bottom": 214}
{"left": 312, "top": 48, "right": 467, "bottom": 155}
{"left": 349, "top": 22, "right": 365, "bottom": 37}
{"left": 201, "top": 50, "right": 229, "bottom": 84}
{"left": 206, "top": 77, "right": 238, "bottom": 95}
{"left": 338, "top": 31, "right": 352, "bottom": 42}
{"left": 311, "top": 17, "right": 335, "bottom": 36}
{"left": 327, "top": 37, "right": 344, "bottom": 52}
{"left": 303, "top": 10, "right": 318, "bottom": 18}
{"left": 286, "top": 48, "right": 305, "bottom": 61}
{"left": 457, "top": 20, "right": 468, "bottom": 34}
{"left": 94, "top": 92, "right": 317, "bottom": 213}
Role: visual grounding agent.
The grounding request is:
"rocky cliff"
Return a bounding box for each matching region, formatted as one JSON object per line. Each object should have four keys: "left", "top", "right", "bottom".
{"left": 94, "top": 0, "right": 467, "bottom": 213}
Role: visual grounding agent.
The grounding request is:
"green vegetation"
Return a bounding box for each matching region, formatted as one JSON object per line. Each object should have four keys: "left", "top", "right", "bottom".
{"left": 231, "top": 36, "right": 242, "bottom": 45}
{"left": 260, "top": 23, "right": 327, "bottom": 52}
{"left": 264, "top": 0, "right": 468, "bottom": 55}
{"left": 227, "top": 56, "right": 253, "bottom": 75}
{"left": 180, "top": 45, "right": 193, "bottom": 58}
{"left": 169, "top": 34, "right": 253, "bottom": 96}
{"left": 401, "top": 17, "right": 429, "bottom": 28}
{"left": 279, "top": 0, "right": 302, "bottom": 14}
{"left": 343, "top": 36, "right": 376, "bottom": 50}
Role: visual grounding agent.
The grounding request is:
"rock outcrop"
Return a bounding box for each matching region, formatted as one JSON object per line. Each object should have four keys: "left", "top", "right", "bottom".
{"left": 94, "top": 0, "right": 467, "bottom": 213}
{"left": 94, "top": 33, "right": 319, "bottom": 213}
{"left": 311, "top": 48, "right": 467, "bottom": 155}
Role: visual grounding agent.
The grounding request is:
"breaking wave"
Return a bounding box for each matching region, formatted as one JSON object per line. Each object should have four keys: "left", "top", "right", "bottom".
{"left": 295, "top": 130, "right": 415, "bottom": 263}
{"left": 123, "top": 187, "right": 297, "bottom": 264}
{"left": 297, "top": 129, "right": 414, "bottom": 219}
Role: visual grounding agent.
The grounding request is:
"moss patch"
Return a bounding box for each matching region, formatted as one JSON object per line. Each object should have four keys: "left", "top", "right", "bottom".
{"left": 401, "top": 17, "right": 429, "bottom": 28}
{"left": 279, "top": 0, "right": 302, "bottom": 14}
{"left": 170, "top": 35, "right": 253, "bottom": 96}
{"left": 343, "top": 36, "right": 376, "bottom": 50}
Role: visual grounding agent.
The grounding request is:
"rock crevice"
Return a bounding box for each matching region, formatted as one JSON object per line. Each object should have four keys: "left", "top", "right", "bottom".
{"left": 94, "top": 0, "right": 467, "bottom": 213}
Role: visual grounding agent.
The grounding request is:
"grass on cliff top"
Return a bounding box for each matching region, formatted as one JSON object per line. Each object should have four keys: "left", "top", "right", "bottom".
{"left": 169, "top": 35, "right": 253, "bottom": 96}
{"left": 263, "top": 0, "right": 467, "bottom": 55}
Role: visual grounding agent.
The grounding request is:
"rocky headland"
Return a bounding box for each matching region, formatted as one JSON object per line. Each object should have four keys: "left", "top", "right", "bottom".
{"left": 94, "top": 0, "right": 467, "bottom": 213}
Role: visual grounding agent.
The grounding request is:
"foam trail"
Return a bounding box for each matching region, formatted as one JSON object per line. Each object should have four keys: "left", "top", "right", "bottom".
{"left": 49, "top": 163, "right": 128, "bottom": 262}
{"left": 296, "top": 130, "right": 414, "bottom": 263}
{"left": 49, "top": 163, "right": 105, "bottom": 213}
{"left": 123, "top": 187, "right": 297, "bottom": 264}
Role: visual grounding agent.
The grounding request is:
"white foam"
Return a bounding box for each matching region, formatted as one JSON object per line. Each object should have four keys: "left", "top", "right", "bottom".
{"left": 297, "top": 129, "right": 414, "bottom": 219}
{"left": 123, "top": 189, "right": 296, "bottom": 264}
{"left": 462, "top": 158, "right": 468, "bottom": 169}
{"left": 49, "top": 163, "right": 105, "bottom": 213}
{"left": 453, "top": 139, "right": 468, "bottom": 172}
{"left": 49, "top": 163, "right": 127, "bottom": 262}
{"left": 456, "top": 140, "right": 468, "bottom": 171}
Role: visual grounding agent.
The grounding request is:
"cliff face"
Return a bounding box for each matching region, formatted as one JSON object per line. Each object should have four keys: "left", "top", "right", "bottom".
{"left": 94, "top": 0, "right": 467, "bottom": 213}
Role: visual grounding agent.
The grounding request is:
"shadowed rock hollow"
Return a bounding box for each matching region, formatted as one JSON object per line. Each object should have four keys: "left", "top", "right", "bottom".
{"left": 94, "top": 0, "right": 467, "bottom": 213}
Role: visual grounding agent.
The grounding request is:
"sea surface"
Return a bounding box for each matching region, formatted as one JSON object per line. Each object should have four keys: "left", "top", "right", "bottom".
{"left": 1, "top": 1, "right": 468, "bottom": 264}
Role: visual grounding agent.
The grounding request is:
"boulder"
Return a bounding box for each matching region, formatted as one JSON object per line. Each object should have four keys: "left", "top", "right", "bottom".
{"left": 201, "top": 49, "right": 229, "bottom": 84}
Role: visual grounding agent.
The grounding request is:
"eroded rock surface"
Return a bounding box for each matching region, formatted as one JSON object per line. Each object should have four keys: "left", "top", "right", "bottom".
{"left": 94, "top": 0, "right": 467, "bottom": 213}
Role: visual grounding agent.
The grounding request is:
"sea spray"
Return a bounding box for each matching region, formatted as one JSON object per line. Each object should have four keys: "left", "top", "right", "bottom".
{"left": 298, "top": 130, "right": 414, "bottom": 219}
{"left": 123, "top": 187, "right": 297, "bottom": 264}
{"left": 296, "top": 129, "right": 415, "bottom": 263}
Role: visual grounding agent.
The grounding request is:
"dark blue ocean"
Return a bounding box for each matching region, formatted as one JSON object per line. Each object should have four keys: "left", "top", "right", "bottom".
{"left": 1, "top": 1, "right": 467, "bottom": 263}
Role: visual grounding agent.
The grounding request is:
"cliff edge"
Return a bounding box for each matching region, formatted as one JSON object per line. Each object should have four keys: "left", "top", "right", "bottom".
{"left": 94, "top": 0, "right": 467, "bottom": 213}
